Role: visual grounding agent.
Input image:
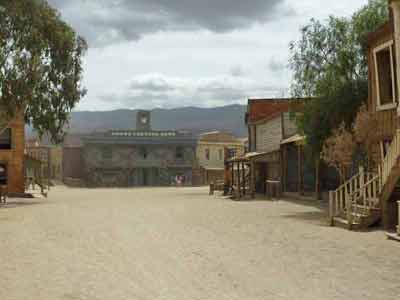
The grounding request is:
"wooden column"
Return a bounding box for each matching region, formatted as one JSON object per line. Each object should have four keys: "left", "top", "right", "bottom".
{"left": 241, "top": 161, "right": 246, "bottom": 196}
{"left": 282, "top": 146, "right": 287, "bottom": 193}
{"left": 250, "top": 160, "right": 255, "bottom": 198}
{"left": 315, "top": 158, "right": 321, "bottom": 200}
{"left": 237, "top": 161, "right": 241, "bottom": 199}
{"left": 298, "top": 144, "right": 304, "bottom": 196}
{"left": 231, "top": 162, "right": 234, "bottom": 194}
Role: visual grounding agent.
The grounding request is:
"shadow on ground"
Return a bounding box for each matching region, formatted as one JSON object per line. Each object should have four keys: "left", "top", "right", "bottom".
{"left": 0, "top": 200, "right": 47, "bottom": 209}
{"left": 281, "top": 211, "right": 329, "bottom": 226}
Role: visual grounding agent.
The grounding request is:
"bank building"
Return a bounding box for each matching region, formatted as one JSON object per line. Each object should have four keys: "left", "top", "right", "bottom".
{"left": 81, "top": 111, "right": 199, "bottom": 187}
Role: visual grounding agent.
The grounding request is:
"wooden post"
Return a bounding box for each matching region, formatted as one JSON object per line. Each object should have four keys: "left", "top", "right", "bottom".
{"left": 329, "top": 191, "right": 334, "bottom": 226}
{"left": 345, "top": 182, "right": 352, "bottom": 229}
{"left": 282, "top": 145, "right": 287, "bottom": 193}
{"left": 237, "top": 161, "right": 241, "bottom": 199}
{"left": 298, "top": 144, "right": 304, "bottom": 196}
{"left": 230, "top": 162, "right": 234, "bottom": 194}
{"left": 315, "top": 158, "right": 320, "bottom": 200}
{"left": 242, "top": 161, "right": 246, "bottom": 196}
{"left": 360, "top": 166, "right": 366, "bottom": 207}
{"left": 250, "top": 160, "right": 255, "bottom": 199}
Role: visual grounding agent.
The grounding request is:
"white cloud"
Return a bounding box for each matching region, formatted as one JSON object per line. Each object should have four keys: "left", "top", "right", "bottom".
{"left": 46, "top": 0, "right": 369, "bottom": 111}
{"left": 98, "top": 73, "right": 286, "bottom": 109}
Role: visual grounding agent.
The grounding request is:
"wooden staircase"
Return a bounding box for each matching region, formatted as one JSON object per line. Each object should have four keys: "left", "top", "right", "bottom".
{"left": 329, "top": 129, "right": 400, "bottom": 230}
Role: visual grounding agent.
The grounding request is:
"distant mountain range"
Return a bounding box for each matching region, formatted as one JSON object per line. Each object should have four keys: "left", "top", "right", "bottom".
{"left": 66, "top": 104, "right": 248, "bottom": 138}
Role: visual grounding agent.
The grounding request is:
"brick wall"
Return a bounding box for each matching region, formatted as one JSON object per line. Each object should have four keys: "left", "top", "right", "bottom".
{"left": 0, "top": 112, "right": 25, "bottom": 193}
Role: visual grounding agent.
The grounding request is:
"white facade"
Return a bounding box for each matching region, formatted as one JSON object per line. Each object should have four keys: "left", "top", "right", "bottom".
{"left": 255, "top": 116, "right": 282, "bottom": 153}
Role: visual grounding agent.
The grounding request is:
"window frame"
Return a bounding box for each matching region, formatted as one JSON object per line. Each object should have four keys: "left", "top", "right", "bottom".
{"left": 205, "top": 148, "right": 210, "bottom": 160}
{"left": 175, "top": 146, "right": 184, "bottom": 160}
{"left": 218, "top": 149, "right": 223, "bottom": 161}
{"left": 0, "top": 162, "right": 7, "bottom": 185}
{"left": 0, "top": 128, "right": 12, "bottom": 150}
{"left": 373, "top": 40, "right": 397, "bottom": 111}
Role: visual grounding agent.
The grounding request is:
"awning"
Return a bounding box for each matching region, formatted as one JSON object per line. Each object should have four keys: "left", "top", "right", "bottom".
{"left": 227, "top": 151, "right": 271, "bottom": 163}
{"left": 280, "top": 134, "right": 305, "bottom": 145}
{"left": 203, "top": 167, "right": 224, "bottom": 171}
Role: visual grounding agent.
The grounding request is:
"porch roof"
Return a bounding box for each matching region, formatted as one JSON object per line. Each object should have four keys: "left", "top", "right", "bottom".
{"left": 280, "top": 134, "right": 305, "bottom": 145}
{"left": 227, "top": 151, "right": 268, "bottom": 163}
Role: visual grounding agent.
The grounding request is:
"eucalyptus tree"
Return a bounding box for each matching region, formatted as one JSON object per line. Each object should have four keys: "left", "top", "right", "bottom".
{"left": 0, "top": 0, "right": 87, "bottom": 143}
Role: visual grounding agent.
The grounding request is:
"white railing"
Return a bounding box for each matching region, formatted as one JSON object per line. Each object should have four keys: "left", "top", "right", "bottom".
{"left": 329, "top": 167, "right": 378, "bottom": 224}
{"left": 380, "top": 129, "right": 400, "bottom": 189}
{"left": 329, "top": 129, "right": 400, "bottom": 226}
{"left": 346, "top": 174, "right": 380, "bottom": 224}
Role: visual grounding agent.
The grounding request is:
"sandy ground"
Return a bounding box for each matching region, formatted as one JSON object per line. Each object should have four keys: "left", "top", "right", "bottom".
{"left": 0, "top": 186, "right": 399, "bottom": 300}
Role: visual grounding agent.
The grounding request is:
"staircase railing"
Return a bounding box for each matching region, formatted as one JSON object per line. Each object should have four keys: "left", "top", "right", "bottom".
{"left": 380, "top": 129, "right": 400, "bottom": 189}
{"left": 329, "top": 167, "right": 377, "bottom": 224}
{"left": 346, "top": 174, "right": 380, "bottom": 224}
{"left": 329, "top": 130, "right": 400, "bottom": 226}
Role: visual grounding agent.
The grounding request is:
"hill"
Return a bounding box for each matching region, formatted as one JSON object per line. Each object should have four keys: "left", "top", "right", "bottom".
{"left": 67, "top": 104, "right": 248, "bottom": 137}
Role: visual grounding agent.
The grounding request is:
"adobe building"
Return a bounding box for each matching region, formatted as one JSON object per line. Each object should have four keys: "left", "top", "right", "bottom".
{"left": 81, "top": 111, "right": 199, "bottom": 187}
{"left": 0, "top": 112, "right": 25, "bottom": 194}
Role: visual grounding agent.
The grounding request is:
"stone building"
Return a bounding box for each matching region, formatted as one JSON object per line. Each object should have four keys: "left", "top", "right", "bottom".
{"left": 0, "top": 112, "right": 25, "bottom": 194}
{"left": 81, "top": 111, "right": 199, "bottom": 187}
{"left": 196, "top": 131, "right": 244, "bottom": 184}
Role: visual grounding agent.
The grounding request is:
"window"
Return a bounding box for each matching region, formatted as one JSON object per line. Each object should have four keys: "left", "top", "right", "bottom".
{"left": 227, "top": 148, "right": 236, "bottom": 159}
{"left": 0, "top": 128, "right": 12, "bottom": 150}
{"left": 380, "top": 140, "right": 392, "bottom": 161}
{"left": 205, "top": 149, "right": 210, "bottom": 160}
{"left": 218, "top": 149, "right": 223, "bottom": 160}
{"left": 139, "top": 147, "right": 148, "bottom": 159}
{"left": 101, "top": 147, "right": 112, "bottom": 160}
{"left": 175, "top": 147, "right": 184, "bottom": 160}
{"left": 374, "top": 41, "right": 396, "bottom": 110}
{"left": 0, "top": 163, "right": 7, "bottom": 185}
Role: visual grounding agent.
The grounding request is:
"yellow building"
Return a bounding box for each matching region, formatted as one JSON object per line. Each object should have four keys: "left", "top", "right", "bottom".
{"left": 196, "top": 131, "right": 245, "bottom": 185}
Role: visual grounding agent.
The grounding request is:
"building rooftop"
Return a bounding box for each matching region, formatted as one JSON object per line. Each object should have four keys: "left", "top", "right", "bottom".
{"left": 82, "top": 129, "right": 197, "bottom": 146}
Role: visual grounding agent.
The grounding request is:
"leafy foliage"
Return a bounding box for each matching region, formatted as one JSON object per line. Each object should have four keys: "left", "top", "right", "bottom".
{"left": 0, "top": 0, "right": 87, "bottom": 143}
{"left": 353, "top": 103, "right": 379, "bottom": 170}
{"left": 321, "top": 123, "right": 356, "bottom": 182}
{"left": 289, "top": 0, "right": 388, "bottom": 159}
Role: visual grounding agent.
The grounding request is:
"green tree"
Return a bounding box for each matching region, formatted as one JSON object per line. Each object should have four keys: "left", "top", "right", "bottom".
{"left": 289, "top": 0, "right": 388, "bottom": 159}
{"left": 0, "top": 0, "right": 87, "bottom": 143}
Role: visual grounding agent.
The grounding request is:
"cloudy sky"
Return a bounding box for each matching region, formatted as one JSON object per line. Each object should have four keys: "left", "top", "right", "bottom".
{"left": 48, "top": 0, "right": 368, "bottom": 111}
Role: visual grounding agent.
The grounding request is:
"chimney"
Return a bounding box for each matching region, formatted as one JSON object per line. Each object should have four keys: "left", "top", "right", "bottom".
{"left": 136, "top": 110, "right": 151, "bottom": 131}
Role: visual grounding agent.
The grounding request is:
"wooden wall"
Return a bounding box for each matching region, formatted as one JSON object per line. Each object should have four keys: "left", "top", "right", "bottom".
{"left": 367, "top": 23, "right": 397, "bottom": 164}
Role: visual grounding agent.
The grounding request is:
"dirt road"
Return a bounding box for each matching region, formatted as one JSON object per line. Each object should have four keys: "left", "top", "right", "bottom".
{"left": 0, "top": 187, "right": 399, "bottom": 300}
